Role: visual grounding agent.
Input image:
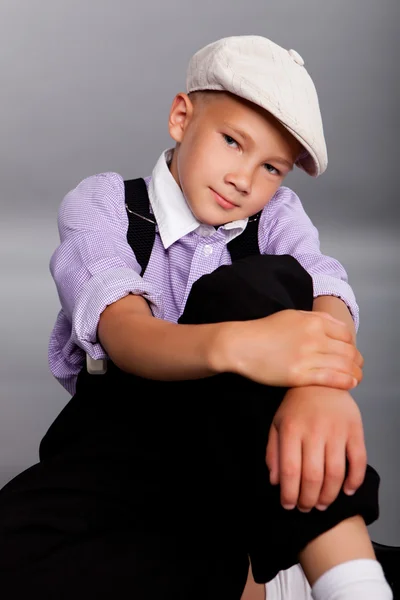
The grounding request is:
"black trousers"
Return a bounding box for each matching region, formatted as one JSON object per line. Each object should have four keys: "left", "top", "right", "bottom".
{"left": 0, "top": 255, "right": 380, "bottom": 599}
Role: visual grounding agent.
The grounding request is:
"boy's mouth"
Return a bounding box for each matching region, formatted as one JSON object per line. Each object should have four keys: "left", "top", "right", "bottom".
{"left": 210, "top": 188, "right": 238, "bottom": 210}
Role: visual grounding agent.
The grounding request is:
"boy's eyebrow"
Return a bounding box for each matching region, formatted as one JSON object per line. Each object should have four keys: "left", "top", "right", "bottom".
{"left": 270, "top": 157, "right": 294, "bottom": 171}
{"left": 223, "top": 121, "right": 294, "bottom": 170}
{"left": 223, "top": 122, "right": 252, "bottom": 142}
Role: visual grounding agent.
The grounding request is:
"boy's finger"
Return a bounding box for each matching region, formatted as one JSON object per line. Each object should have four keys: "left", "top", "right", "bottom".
{"left": 297, "top": 438, "right": 325, "bottom": 512}
{"left": 316, "top": 438, "right": 346, "bottom": 509}
{"left": 307, "top": 368, "right": 357, "bottom": 391}
{"left": 343, "top": 433, "right": 367, "bottom": 495}
{"left": 299, "top": 310, "right": 353, "bottom": 343}
{"left": 325, "top": 339, "right": 364, "bottom": 368}
{"left": 323, "top": 317, "right": 353, "bottom": 344}
{"left": 309, "top": 353, "right": 363, "bottom": 384}
{"left": 266, "top": 426, "right": 279, "bottom": 485}
{"left": 279, "top": 430, "right": 302, "bottom": 510}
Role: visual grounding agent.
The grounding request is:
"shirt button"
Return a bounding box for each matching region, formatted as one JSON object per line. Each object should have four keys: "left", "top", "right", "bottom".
{"left": 203, "top": 244, "right": 213, "bottom": 256}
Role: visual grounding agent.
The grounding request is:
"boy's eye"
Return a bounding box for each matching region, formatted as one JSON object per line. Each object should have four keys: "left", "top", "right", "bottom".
{"left": 264, "top": 163, "right": 280, "bottom": 175}
{"left": 222, "top": 134, "right": 238, "bottom": 147}
{"left": 222, "top": 134, "right": 281, "bottom": 176}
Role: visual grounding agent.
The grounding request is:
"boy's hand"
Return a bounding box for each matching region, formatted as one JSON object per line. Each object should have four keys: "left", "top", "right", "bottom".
{"left": 265, "top": 386, "right": 367, "bottom": 512}
{"left": 223, "top": 309, "right": 363, "bottom": 390}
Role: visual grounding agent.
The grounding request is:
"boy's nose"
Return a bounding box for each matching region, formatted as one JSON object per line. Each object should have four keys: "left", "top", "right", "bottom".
{"left": 224, "top": 170, "right": 253, "bottom": 195}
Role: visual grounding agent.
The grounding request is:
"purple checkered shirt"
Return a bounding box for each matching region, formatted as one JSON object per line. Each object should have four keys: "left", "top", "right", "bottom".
{"left": 49, "top": 149, "right": 359, "bottom": 395}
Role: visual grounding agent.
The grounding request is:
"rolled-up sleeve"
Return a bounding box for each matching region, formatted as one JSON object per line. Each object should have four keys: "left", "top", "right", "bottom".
{"left": 50, "top": 172, "right": 164, "bottom": 359}
{"left": 261, "top": 186, "right": 359, "bottom": 331}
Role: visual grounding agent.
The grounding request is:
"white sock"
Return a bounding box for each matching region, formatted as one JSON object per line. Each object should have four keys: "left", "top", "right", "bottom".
{"left": 266, "top": 563, "right": 311, "bottom": 599}
{"left": 311, "top": 558, "right": 393, "bottom": 600}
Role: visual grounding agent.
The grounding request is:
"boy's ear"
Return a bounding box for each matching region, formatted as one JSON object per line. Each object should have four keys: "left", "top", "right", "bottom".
{"left": 168, "top": 93, "right": 194, "bottom": 143}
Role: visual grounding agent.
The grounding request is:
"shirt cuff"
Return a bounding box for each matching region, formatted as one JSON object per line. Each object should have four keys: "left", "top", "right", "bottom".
{"left": 312, "top": 274, "right": 360, "bottom": 332}
{"left": 71, "top": 267, "right": 164, "bottom": 358}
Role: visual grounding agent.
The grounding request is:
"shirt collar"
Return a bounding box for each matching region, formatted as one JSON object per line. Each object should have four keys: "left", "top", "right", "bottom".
{"left": 148, "top": 148, "right": 248, "bottom": 249}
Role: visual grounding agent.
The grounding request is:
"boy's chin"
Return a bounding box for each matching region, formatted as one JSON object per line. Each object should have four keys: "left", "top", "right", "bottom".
{"left": 195, "top": 213, "right": 230, "bottom": 227}
{"left": 189, "top": 204, "right": 238, "bottom": 227}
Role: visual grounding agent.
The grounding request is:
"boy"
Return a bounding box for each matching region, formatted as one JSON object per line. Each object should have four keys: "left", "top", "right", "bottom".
{"left": 0, "top": 35, "right": 392, "bottom": 599}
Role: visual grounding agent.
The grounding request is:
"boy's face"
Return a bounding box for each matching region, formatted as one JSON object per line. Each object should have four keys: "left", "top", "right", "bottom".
{"left": 168, "top": 91, "right": 302, "bottom": 226}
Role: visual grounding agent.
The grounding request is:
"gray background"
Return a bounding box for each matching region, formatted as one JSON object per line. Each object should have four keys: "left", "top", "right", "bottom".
{"left": 0, "top": 0, "right": 399, "bottom": 544}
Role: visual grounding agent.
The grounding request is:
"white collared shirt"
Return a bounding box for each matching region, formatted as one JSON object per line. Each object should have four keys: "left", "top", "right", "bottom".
{"left": 148, "top": 148, "right": 248, "bottom": 249}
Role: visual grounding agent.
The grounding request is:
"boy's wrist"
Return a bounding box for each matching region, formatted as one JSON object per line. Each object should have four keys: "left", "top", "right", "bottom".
{"left": 206, "top": 321, "right": 242, "bottom": 376}
{"left": 207, "top": 320, "right": 267, "bottom": 379}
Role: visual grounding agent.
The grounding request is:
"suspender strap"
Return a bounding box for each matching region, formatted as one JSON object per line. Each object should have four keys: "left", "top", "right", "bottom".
{"left": 123, "top": 178, "right": 261, "bottom": 273}
{"left": 227, "top": 212, "right": 262, "bottom": 262}
{"left": 124, "top": 178, "right": 156, "bottom": 275}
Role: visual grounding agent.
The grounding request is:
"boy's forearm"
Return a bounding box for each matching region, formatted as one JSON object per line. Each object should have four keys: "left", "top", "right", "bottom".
{"left": 313, "top": 295, "right": 356, "bottom": 343}
{"left": 98, "top": 294, "right": 230, "bottom": 380}
{"left": 97, "top": 293, "right": 360, "bottom": 385}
